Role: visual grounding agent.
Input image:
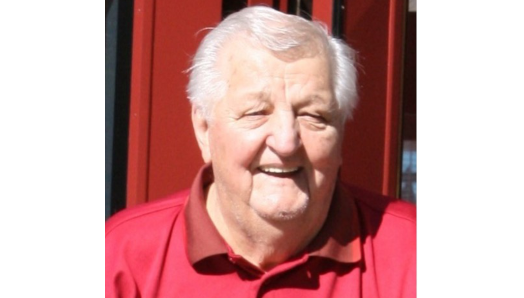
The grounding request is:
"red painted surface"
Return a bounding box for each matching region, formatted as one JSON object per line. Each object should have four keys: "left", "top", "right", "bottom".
{"left": 312, "top": 0, "right": 333, "bottom": 33}
{"left": 278, "top": 0, "right": 287, "bottom": 12}
{"left": 340, "top": 0, "right": 405, "bottom": 197}
{"left": 382, "top": 0, "right": 405, "bottom": 195}
{"left": 127, "top": 0, "right": 155, "bottom": 207}
{"left": 247, "top": 0, "right": 273, "bottom": 6}
{"left": 127, "top": 0, "right": 222, "bottom": 206}
{"left": 147, "top": 0, "right": 222, "bottom": 202}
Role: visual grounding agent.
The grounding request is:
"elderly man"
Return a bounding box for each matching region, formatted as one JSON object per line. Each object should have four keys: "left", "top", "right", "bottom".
{"left": 106, "top": 6, "right": 416, "bottom": 298}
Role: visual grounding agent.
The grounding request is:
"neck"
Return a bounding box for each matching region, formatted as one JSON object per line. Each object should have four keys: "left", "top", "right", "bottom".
{"left": 205, "top": 183, "right": 328, "bottom": 271}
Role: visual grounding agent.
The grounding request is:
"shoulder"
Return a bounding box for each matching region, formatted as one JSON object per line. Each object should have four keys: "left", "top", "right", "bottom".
{"left": 105, "top": 189, "right": 190, "bottom": 296}
{"left": 339, "top": 182, "right": 416, "bottom": 246}
{"left": 339, "top": 183, "right": 416, "bottom": 297}
{"left": 105, "top": 189, "right": 189, "bottom": 274}
{"left": 106, "top": 189, "right": 190, "bottom": 239}
{"left": 342, "top": 183, "right": 416, "bottom": 224}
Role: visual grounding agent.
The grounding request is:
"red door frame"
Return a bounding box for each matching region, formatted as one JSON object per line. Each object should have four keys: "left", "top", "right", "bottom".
{"left": 127, "top": 0, "right": 222, "bottom": 207}
{"left": 340, "top": 0, "right": 405, "bottom": 196}
{"left": 127, "top": 0, "right": 155, "bottom": 207}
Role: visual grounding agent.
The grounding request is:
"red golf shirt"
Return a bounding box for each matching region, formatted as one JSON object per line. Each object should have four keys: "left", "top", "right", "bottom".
{"left": 106, "top": 165, "right": 416, "bottom": 297}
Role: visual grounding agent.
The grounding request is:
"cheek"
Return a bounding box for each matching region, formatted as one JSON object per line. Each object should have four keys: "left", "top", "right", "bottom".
{"left": 303, "top": 133, "right": 342, "bottom": 196}
{"left": 303, "top": 131, "right": 343, "bottom": 168}
{"left": 209, "top": 123, "right": 267, "bottom": 168}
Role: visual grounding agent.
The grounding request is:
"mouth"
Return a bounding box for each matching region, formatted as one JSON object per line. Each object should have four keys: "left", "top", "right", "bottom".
{"left": 257, "top": 165, "right": 302, "bottom": 177}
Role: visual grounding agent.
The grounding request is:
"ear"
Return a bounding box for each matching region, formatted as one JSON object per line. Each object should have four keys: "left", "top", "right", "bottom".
{"left": 191, "top": 106, "right": 212, "bottom": 163}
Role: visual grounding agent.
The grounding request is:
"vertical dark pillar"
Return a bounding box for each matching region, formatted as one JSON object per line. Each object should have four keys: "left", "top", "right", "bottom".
{"left": 106, "top": 0, "right": 133, "bottom": 219}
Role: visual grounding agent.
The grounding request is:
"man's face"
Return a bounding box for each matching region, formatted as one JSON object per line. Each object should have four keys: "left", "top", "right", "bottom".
{"left": 194, "top": 40, "right": 345, "bottom": 225}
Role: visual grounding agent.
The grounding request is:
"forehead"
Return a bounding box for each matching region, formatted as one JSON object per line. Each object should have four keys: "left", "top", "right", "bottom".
{"left": 217, "top": 38, "right": 333, "bottom": 97}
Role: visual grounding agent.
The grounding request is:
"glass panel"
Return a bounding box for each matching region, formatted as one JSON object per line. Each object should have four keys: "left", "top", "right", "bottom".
{"left": 400, "top": 140, "right": 416, "bottom": 203}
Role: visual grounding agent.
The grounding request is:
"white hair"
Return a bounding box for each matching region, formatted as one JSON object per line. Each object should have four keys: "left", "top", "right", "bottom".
{"left": 186, "top": 6, "right": 358, "bottom": 121}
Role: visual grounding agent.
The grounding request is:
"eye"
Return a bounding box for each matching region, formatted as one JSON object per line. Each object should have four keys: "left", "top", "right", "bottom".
{"left": 298, "top": 112, "right": 330, "bottom": 130}
{"left": 245, "top": 110, "right": 267, "bottom": 117}
{"left": 300, "top": 113, "right": 327, "bottom": 123}
{"left": 240, "top": 110, "right": 269, "bottom": 125}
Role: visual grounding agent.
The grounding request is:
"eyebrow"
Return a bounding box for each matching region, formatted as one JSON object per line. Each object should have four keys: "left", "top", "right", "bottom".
{"left": 305, "top": 94, "right": 328, "bottom": 104}
{"left": 245, "top": 91, "right": 270, "bottom": 101}
{"left": 236, "top": 88, "right": 272, "bottom": 106}
{"left": 296, "top": 93, "right": 336, "bottom": 109}
{"left": 234, "top": 88, "right": 336, "bottom": 110}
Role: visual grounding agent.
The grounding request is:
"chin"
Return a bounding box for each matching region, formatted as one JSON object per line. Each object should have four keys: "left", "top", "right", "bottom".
{"left": 252, "top": 196, "right": 310, "bottom": 222}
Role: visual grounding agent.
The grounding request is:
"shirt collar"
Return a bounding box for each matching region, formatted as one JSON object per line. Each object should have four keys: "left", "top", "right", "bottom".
{"left": 184, "top": 164, "right": 361, "bottom": 265}
{"left": 306, "top": 183, "right": 362, "bottom": 263}
{"left": 184, "top": 164, "right": 228, "bottom": 264}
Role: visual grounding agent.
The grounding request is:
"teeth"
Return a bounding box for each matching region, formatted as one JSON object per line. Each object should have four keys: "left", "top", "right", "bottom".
{"left": 258, "top": 166, "right": 299, "bottom": 174}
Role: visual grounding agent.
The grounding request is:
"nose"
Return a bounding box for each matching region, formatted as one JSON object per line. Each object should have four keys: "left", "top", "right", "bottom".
{"left": 266, "top": 111, "right": 302, "bottom": 157}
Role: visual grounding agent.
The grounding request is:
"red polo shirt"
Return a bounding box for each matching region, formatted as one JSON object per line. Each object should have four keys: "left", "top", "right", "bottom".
{"left": 106, "top": 165, "right": 416, "bottom": 297}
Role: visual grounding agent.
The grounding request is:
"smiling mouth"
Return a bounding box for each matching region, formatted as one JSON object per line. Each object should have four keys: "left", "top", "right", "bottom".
{"left": 257, "top": 166, "right": 301, "bottom": 176}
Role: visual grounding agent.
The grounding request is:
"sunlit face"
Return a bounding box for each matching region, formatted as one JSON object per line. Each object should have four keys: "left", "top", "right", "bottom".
{"left": 194, "top": 39, "right": 345, "bottom": 226}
